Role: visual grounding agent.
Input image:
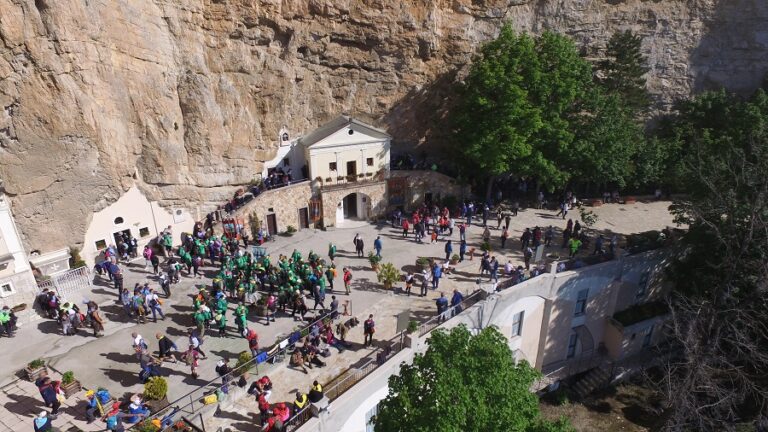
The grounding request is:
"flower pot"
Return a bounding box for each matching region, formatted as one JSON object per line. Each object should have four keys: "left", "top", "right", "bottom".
{"left": 25, "top": 366, "right": 48, "bottom": 382}
{"left": 11, "top": 303, "right": 26, "bottom": 313}
{"left": 591, "top": 199, "right": 603, "bottom": 207}
{"left": 145, "top": 395, "right": 170, "bottom": 413}
{"left": 450, "top": 258, "right": 459, "bottom": 265}
{"left": 371, "top": 263, "right": 380, "bottom": 272}
{"left": 383, "top": 281, "right": 392, "bottom": 290}
{"left": 404, "top": 334, "right": 417, "bottom": 348}
{"left": 61, "top": 380, "right": 82, "bottom": 398}
{"left": 624, "top": 196, "right": 637, "bottom": 204}
{"left": 255, "top": 304, "right": 268, "bottom": 317}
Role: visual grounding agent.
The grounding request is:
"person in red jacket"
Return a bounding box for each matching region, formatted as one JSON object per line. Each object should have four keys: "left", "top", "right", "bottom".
{"left": 401, "top": 219, "right": 410, "bottom": 237}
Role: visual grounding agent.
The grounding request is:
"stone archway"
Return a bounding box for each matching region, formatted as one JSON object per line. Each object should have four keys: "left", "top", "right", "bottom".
{"left": 336, "top": 192, "right": 370, "bottom": 225}
{"left": 320, "top": 181, "right": 387, "bottom": 228}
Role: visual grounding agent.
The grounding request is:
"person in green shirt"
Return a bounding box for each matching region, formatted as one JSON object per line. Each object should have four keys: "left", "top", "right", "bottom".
{"left": 568, "top": 237, "right": 582, "bottom": 258}
{"left": 0, "top": 308, "right": 13, "bottom": 337}
{"left": 216, "top": 313, "right": 227, "bottom": 337}
{"left": 234, "top": 303, "right": 247, "bottom": 335}
{"left": 162, "top": 233, "right": 173, "bottom": 257}
{"left": 328, "top": 243, "right": 336, "bottom": 262}
{"left": 191, "top": 309, "right": 205, "bottom": 337}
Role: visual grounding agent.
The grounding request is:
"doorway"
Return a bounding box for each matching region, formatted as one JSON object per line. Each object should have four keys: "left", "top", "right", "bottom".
{"left": 346, "top": 161, "right": 357, "bottom": 177}
{"left": 113, "top": 229, "right": 132, "bottom": 246}
{"left": 298, "top": 207, "right": 310, "bottom": 229}
{"left": 266, "top": 214, "right": 278, "bottom": 235}
{"left": 343, "top": 194, "right": 358, "bottom": 219}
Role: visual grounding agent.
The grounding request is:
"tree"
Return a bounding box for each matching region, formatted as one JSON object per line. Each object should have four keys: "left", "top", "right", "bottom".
{"left": 596, "top": 30, "right": 650, "bottom": 114}
{"left": 656, "top": 89, "right": 768, "bottom": 430}
{"left": 569, "top": 89, "right": 644, "bottom": 188}
{"left": 451, "top": 27, "right": 656, "bottom": 195}
{"left": 374, "top": 325, "right": 573, "bottom": 432}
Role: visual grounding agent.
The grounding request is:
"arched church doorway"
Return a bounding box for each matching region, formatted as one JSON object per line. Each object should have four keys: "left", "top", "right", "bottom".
{"left": 336, "top": 192, "right": 370, "bottom": 225}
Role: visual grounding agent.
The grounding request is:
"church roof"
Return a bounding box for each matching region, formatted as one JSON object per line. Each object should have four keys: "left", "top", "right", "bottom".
{"left": 299, "top": 115, "right": 390, "bottom": 148}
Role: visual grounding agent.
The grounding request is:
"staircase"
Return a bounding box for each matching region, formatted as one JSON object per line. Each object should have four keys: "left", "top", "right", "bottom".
{"left": 572, "top": 365, "right": 613, "bottom": 398}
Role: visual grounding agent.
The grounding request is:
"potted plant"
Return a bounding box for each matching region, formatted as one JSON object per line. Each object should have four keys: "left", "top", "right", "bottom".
{"left": 376, "top": 262, "right": 401, "bottom": 289}
{"left": 143, "top": 376, "right": 169, "bottom": 412}
{"left": 368, "top": 252, "right": 382, "bottom": 272}
{"left": 325, "top": 177, "right": 332, "bottom": 183}
{"left": 624, "top": 196, "right": 637, "bottom": 204}
{"left": 233, "top": 351, "right": 253, "bottom": 378}
{"left": 365, "top": 172, "right": 373, "bottom": 177}
{"left": 25, "top": 359, "right": 47, "bottom": 381}
{"left": 284, "top": 225, "right": 297, "bottom": 236}
{"left": 357, "top": 173, "right": 365, "bottom": 179}
{"left": 337, "top": 176, "right": 344, "bottom": 181}
{"left": 134, "top": 420, "right": 160, "bottom": 432}
{"left": 450, "top": 254, "right": 460, "bottom": 265}
{"left": 347, "top": 174, "right": 357, "bottom": 182}
{"left": 481, "top": 242, "right": 492, "bottom": 253}
{"left": 254, "top": 297, "right": 268, "bottom": 317}
{"left": 415, "top": 257, "right": 430, "bottom": 271}
{"left": 60, "top": 371, "right": 82, "bottom": 398}
{"left": 404, "top": 319, "right": 420, "bottom": 347}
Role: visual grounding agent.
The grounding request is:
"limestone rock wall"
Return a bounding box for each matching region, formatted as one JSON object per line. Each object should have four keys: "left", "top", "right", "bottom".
{"left": 0, "top": 0, "right": 766, "bottom": 252}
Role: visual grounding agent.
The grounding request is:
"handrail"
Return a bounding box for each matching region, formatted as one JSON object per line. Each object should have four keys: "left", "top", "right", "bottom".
{"left": 127, "top": 309, "right": 333, "bottom": 430}
{"left": 418, "top": 290, "right": 484, "bottom": 337}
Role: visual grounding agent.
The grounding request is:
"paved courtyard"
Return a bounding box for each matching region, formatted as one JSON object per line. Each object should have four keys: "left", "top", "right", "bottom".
{"left": 0, "top": 198, "right": 676, "bottom": 430}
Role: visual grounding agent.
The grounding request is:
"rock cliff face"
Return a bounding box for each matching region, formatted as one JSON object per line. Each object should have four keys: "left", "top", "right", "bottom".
{"left": 0, "top": 0, "right": 766, "bottom": 251}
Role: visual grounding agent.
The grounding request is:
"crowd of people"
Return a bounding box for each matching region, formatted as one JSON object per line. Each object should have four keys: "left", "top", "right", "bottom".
{"left": 24, "top": 182, "right": 636, "bottom": 431}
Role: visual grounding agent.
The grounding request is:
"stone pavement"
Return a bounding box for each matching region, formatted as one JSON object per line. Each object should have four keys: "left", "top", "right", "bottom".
{"left": 0, "top": 199, "right": 676, "bottom": 430}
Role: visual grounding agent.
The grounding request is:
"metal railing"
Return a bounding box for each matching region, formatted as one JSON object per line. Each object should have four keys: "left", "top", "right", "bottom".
{"left": 283, "top": 333, "right": 406, "bottom": 431}
{"left": 128, "top": 310, "right": 333, "bottom": 431}
{"left": 418, "top": 290, "right": 484, "bottom": 337}
{"left": 36, "top": 266, "right": 91, "bottom": 298}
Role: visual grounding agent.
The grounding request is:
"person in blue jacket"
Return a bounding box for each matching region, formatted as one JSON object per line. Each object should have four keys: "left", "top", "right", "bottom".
{"left": 34, "top": 411, "right": 52, "bottom": 432}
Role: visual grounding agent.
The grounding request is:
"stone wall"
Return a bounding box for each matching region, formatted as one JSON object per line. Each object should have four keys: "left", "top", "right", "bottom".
{"left": 238, "top": 182, "right": 314, "bottom": 235}
{"left": 1, "top": 0, "right": 767, "bottom": 254}
{"left": 320, "top": 181, "right": 387, "bottom": 226}
{"left": 390, "top": 170, "right": 471, "bottom": 210}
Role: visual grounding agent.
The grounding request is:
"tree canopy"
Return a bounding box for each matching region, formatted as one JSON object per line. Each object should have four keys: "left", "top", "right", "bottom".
{"left": 596, "top": 30, "right": 651, "bottom": 113}
{"left": 659, "top": 89, "right": 768, "bottom": 429}
{"left": 374, "top": 325, "right": 572, "bottom": 432}
{"left": 450, "top": 26, "right": 650, "bottom": 193}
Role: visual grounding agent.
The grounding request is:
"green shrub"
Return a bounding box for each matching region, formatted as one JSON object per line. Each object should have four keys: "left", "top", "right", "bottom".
{"left": 416, "top": 257, "right": 430, "bottom": 267}
{"left": 143, "top": 376, "right": 168, "bottom": 401}
{"left": 28, "top": 359, "right": 45, "bottom": 370}
{"left": 407, "top": 320, "right": 419, "bottom": 334}
{"left": 377, "top": 263, "right": 401, "bottom": 289}
{"left": 69, "top": 247, "right": 87, "bottom": 269}
{"left": 134, "top": 420, "right": 160, "bottom": 432}
{"left": 286, "top": 225, "right": 297, "bottom": 234}
{"left": 368, "top": 252, "right": 382, "bottom": 266}
{"left": 61, "top": 371, "right": 75, "bottom": 385}
{"left": 481, "top": 241, "right": 492, "bottom": 252}
{"left": 451, "top": 254, "right": 460, "bottom": 262}
{"left": 234, "top": 351, "right": 253, "bottom": 377}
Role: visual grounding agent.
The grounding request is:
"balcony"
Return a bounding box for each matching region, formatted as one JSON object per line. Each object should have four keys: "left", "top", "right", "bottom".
{"left": 319, "top": 170, "right": 385, "bottom": 192}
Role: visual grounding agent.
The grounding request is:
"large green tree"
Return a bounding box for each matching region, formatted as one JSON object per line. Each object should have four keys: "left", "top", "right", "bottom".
{"left": 374, "top": 325, "right": 572, "bottom": 432}
{"left": 657, "top": 89, "right": 768, "bottom": 430}
{"left": 596, "top": 30, "right": 651, "bottom": 113}
{"left": 451, "top": 26, "right": 647, "bottom": 194}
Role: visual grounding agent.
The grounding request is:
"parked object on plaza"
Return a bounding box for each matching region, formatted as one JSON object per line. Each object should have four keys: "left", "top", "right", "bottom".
{"left": 25, "top": 358, "right": 48, "bottom": 381}
{"left": 60, "top": 371, "right": 81, "bottom": 398}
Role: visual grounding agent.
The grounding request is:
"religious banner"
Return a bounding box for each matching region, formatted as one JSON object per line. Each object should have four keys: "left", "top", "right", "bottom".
{"left": 388, "top": 177, "right": 408, "bottom": 207}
